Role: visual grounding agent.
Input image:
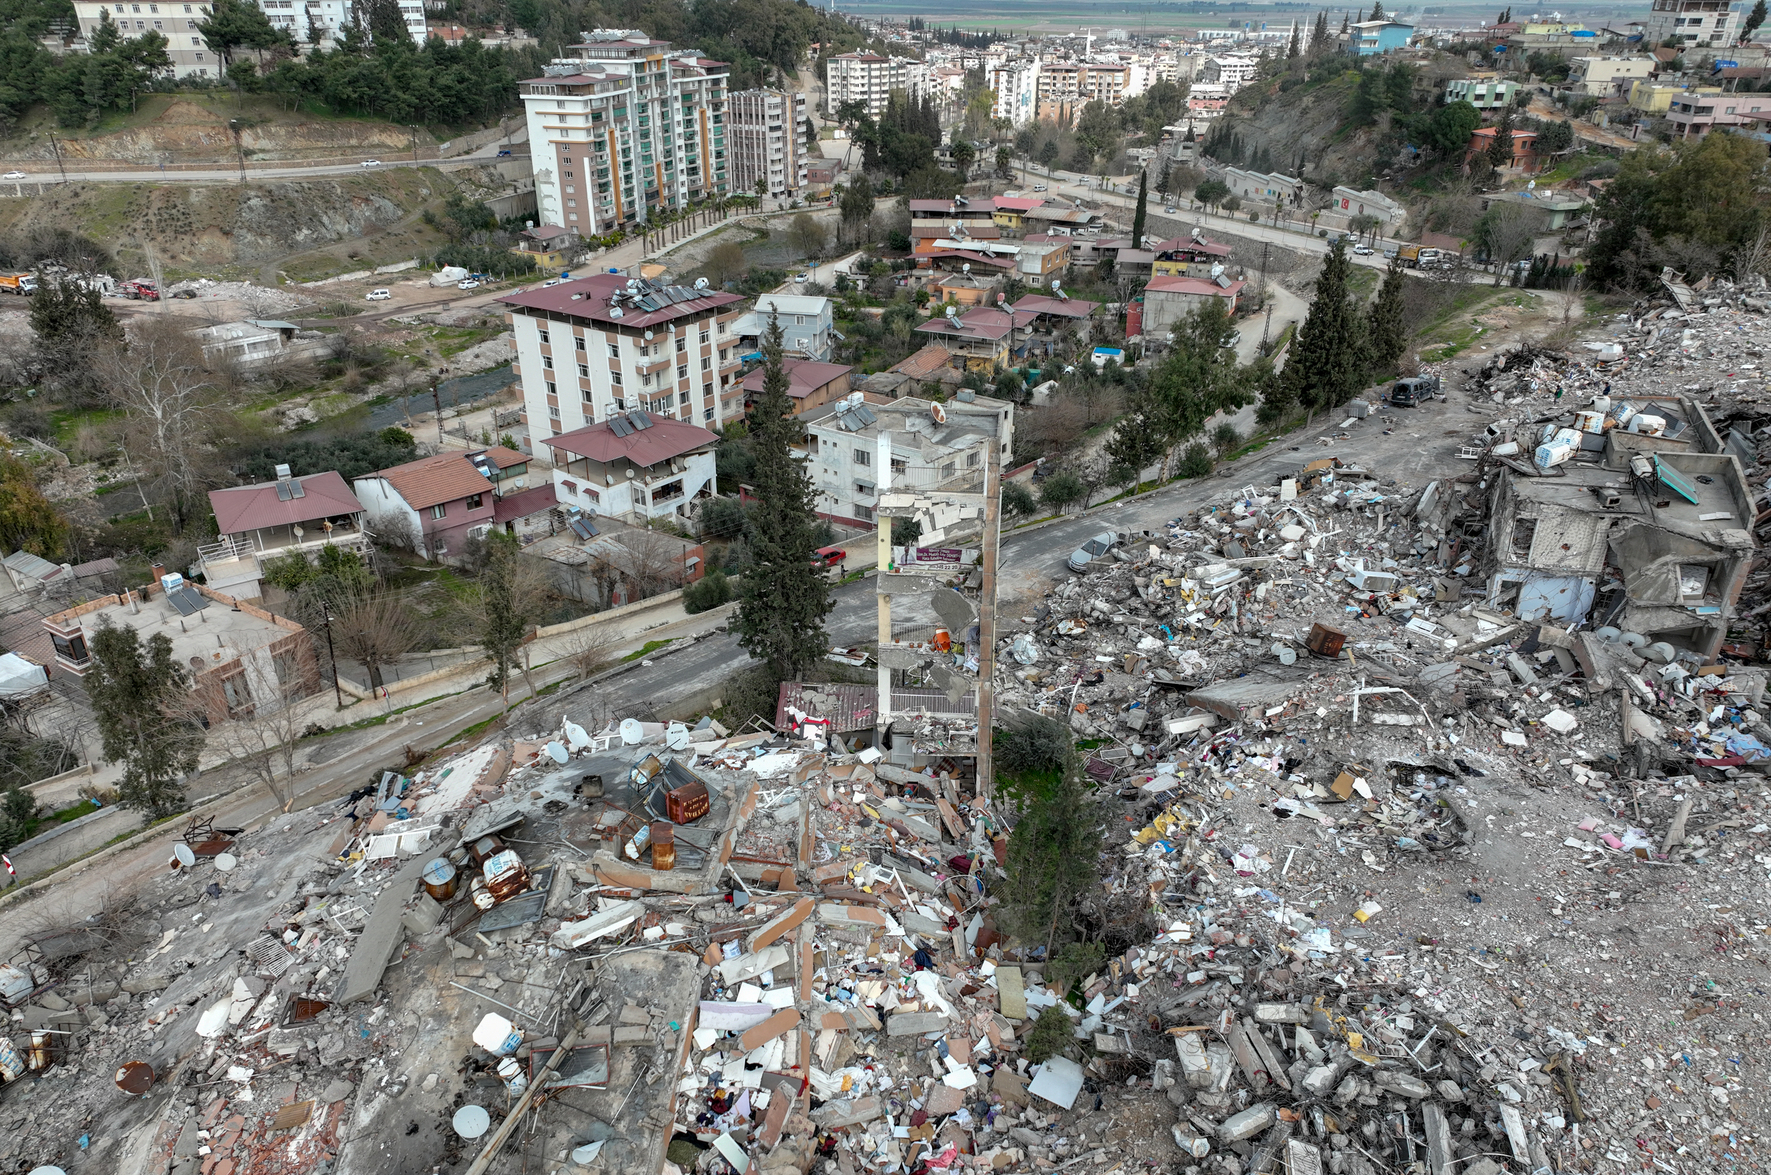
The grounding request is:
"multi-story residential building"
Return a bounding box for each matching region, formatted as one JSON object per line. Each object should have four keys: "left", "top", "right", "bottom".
{"left": 42, "top": 571, "right": 318, "bottom": 721}
{"left": 499, "top": 274, "right": 746, "bottom": 446}
{"left": 1346, "top": 19, "right": 1415, "bottom": 54}
{"left": 825, "top": 51, "right": 928, "bottom": 117}
{"left": 726, "top": 89, "right": 808, "bottom": 199}
{"left": 1641, "top": 0, "right": 1737, "bottom": 48}
{"left": 1567, "top": 56, "right": 1655, "bottom": 98}
{"left": 912, "top": 305, "right": 1016, "bottom": 372}
{"left": 353, "top": 452, "right": 501, "bottom": 564}
{"left": 1444, "top": 77, "right": 1521, "bottom": 109}
{"left": 989, "top": 59, "right": 1041, "bottom": 126}
{"left": 1667, "top": 90, "right": 1770, "bottom": 136}
{"left": 732, "top": 294, "right": 836, "bottom": 362}
{"left": 1036, "top": 61, "right": 1130, "bottom": 124}
{"left": 73, "top": 0, "right": 217, "bottom": 77}
{"left": 1150, "top": 231, "right": 1235, "bottom": 279}
{"left": 544, "top": 410, "right": 718, "bottom": 525}
{"left": 1204, "top": 54, "right": 1260, "bottom": 91}
{"left": 799, "top": 394, "right": 1014, "bottom": 527}
{"left": 520, "top": 30, "right": 730, "bottom": 236}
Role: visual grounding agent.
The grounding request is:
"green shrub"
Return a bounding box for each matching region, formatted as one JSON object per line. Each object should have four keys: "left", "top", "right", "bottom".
{"left": 1046, "top": 941, "right": 1106, "bottom": 999}
{"left": 1001, "top": 481, "right": 1038, "bottom": 516}
{"left": 1023, "top": 1005, "right": 1076, "bottom": 1064}
{"left": 996, "top": 720, "right": 1071, "bottom": 776}
{"left": 1178, "top": 442, "right": 1214, "bottom": 478}
{"left": 683, "top": 570, "right": 733, "bottom": 614}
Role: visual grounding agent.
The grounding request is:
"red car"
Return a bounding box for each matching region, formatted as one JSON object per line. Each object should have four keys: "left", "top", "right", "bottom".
{"left": 812, "top": 546, "right": 846, "bottom": 569}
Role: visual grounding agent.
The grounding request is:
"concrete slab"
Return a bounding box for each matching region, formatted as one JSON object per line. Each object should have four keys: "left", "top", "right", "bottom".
{"left": 886, "top": 1011, "right": 949, "bottom": 1036}
{"left": 334, "top": 830, "right": 461, "bottom": 1004}
{"left": 996, "top": 966, "right": 1026, "bottom": 1021}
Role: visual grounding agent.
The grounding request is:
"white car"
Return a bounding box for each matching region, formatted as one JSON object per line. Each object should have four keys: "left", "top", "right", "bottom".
{"left": 1032, "top": 184, "right": 1048, "bottom": 192}
{"left": 1163, "top": 205, "right": 1177, "bottom": 213}
{"left": 365, "top": 288, "right": 392, "bottom": 301}
{"left": 793, "top": 272, "right": 809, "bottom": 283}
{"left": 1352, "top": 244, "right": 1374, "bottom": 255}
{"left": 360, "top": 159, "right": 380, "bottom": 167}
{"left": 458, "top": 279, "right": 481, "bottom": 290}
{"left": 2, "top": 171, "right": 25, "bottom": 180}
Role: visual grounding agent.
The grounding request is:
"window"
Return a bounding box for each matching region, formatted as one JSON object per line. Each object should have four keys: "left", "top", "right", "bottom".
{"left": 853, "top": 448, "right": 871, "bottom": 466}
{"left": 575, "top": 336, "right": 586, "bottom": 351}
{"left": 538, "top": 328, "right": 549, "bottom": 344}
{"left": 51, "top": 631, "right": 89, "bottom": 666}
{"left": 677, "top": 365, "right": 688, "bottom": 379}
{"left": 542, "top": 355, "right": 554, "bottom": 370}
{"left": 700, "top": 357, "right": 711, "bottom": 371}
{"left": 577, "top": 363, "right": 590, "bottom": 378}
{"left": 607, "top": 343, "right": 619, "bottom": 358}
{"left": 431, "top": 503, "right": 448, "bottom": 519}
{"left": 611, "top": 372, "right": 622, "bottom": 386}
{"left": 855, "top": 481, "right": 875, "bottom": 496}
{"left": 467, "top": 493, "right": 483, "bottom": 510}
{"left": 545, "top": 380, "right": 556, "bottom": 398}
{"left": 221, "top": 673, "right": 253, "bottom": 716}
{"left": 968, "top": 451, "right": 980, "bottom": 467}
{"left": 704, "top": 406, "right": 715, "bottom": 421}
{"left": 676, "top": 337, "right": 686, "bottom": 353}
{"left": 699, "top": 329, "right": 709, "bottom": 344}
{"left": 855, "top": 503, "right": 873, "bottom": 521}
{"left": 940, "top": 461, "right": 956, "bottom": 478}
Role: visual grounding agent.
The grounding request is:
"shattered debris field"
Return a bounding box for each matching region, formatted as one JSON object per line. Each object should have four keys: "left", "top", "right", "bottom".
{"left": 2, "top": 285, "right": 1770, "bottom": 1175}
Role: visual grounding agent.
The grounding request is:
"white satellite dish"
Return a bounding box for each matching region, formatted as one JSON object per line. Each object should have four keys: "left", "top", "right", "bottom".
{"left": 1051, "top": 278, "right": 1061, "bottom": 290}
{"left": 173, "top": 843, "right": 196, "bottom": 868}
{"left": 572, "top": 1142, "right": 607, "bottom": 1164}
{"left": 564, "top": 721, "right": 591, "bottom": 751}
{"left": 214, "top": 853, "right": 237, "bottom": 872}
{"left": 619, "top": 718, "right": 645, "bottom": 745}
{"left": 644, "top": 329, "right": 654, "bottom": 340}
{"left": 545, "top": 741, "right": 569, "bottom": 764}
{"left": 665, "top": 722, "right": 690, "bottom": 751}
{"left": 962, "top": 262, "right": 971, "bottom": 275}
{"left": 453, "top": 1106, "right": 492, "bottom": 1139}
{"left": 29, "top": 1166, "right": 69, "bottom": 1175}
{"left": 694, "top": 277, "right": 709, "bottom": 289}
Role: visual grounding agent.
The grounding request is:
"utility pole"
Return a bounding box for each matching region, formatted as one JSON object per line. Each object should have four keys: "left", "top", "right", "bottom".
{"left": 410, "top": 125, "right": 420, "bottom": 163}
{"left": 322, "top": 612, "right": 344, "bottom": 708}
{"left": 1261, "top": 301, "right": 1273, "bottom": 350}
{"left": 432, "top": 368, "right": 447, "bottom": 445}
{"left": 48, "top": 131, "right": 67, "bottom": 185}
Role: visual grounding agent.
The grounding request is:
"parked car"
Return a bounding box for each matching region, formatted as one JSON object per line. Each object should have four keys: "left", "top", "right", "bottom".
{"left": 1163, "top": 205, "right": 1177, "bottom": 213}
{"left": 1352, "top": 244, "right": 1374, "bottom": 256}
{"left": 458, "top": 279, "right": 481, "bottom": 290}
{"left": 812, "top": 546, "right": 846, "bottom": 570}
{"left": 366, "top": 288, "right": 392, "bottom": 301}
{"left": 1032, "top": 184, "right": 1047, "bottom": 192}
{"left": 496, "top": 149, "right": 512, "bottom": 157}
{"left": 1067, "top": 530, "right": 1125, "bottom": 573}
{"left": 794, "top": 272, "right": 809, "bottom": 283}
{"left": 2, "top": 171, "right": 25, "bottom": 180}
{"left": 361, "top": 159, "right": 381, "bottom": 168}
{"left": 1387, "top": 375, "right": 1441, "bottom": 407}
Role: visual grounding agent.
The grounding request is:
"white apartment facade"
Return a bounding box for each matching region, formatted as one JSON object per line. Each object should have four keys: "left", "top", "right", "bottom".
{"left": 1205, "top": 54, "right": 1261, "bottom": 92}
{"left": 73, "top": 0, "right": 215, "bottom": 77}
{"left": 1640, "top": 0, "right": 1738, "bottom": 47}
{"left": 825, "top": 51, "right": 929, "bottom": 117}
{"left": 520, "top": 29, "right": 730, "bottom": 236}
{"left": 726, "top": 88, "right": 808, "bottom": 199}
{"left": 989, "top": 59, "right": 1040, "bottom": 126}
{"left": 499, "top": 274, "right": 749, "bottom": 446}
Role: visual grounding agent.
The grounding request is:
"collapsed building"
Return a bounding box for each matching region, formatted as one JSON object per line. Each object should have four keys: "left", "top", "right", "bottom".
{"left": 3, "top": 283, "right": 1771, "bottom": 1175}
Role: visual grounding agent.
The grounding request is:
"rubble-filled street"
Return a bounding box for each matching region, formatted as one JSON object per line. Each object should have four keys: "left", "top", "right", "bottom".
{"left": 2, "top": 278, "right": 1770, "bottom": 1175}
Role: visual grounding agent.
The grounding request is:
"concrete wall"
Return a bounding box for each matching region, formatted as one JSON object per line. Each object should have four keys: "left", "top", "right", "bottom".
{"left": 24, "top": 763, "right": 94, "bottom": 811}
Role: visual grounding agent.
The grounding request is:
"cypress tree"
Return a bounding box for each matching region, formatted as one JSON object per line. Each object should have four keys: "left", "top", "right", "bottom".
{"left": 1369, "top": 0, "right": 1384, "bottom": 20}
{"left": 1366, "top": 257, "right": 1408, "bottom": 372}
{"left": 732, "top": 312, "right": 834, "bottom": 681}
{"left": 1131, "top": 167, "right": 1148, "bottom": 247}
{"left": 1288, "top": 20, "right": 1301, "bottom": 57}
{"left": 1488, "top": 103, "right": 1515, "bottom": 169}
{"left": 84, "top": 621, "right": 204, "bottom": 818}
{"left": 1281, "top": 240, "right": 1368, "bottom": 417}
{"left": 996, "top": 717, "right": 1102, "bottom": 954}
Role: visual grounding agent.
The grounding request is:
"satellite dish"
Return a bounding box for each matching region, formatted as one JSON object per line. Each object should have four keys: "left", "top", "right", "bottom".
{"left": 619, "top": 718, "right": 645, "bottom": 745}
{"left": 564, "top": 721, "right": 591, "bottom": 751}
{"left": 173, "top": 843, "right": 196, "bottom": 868}
{"left": 29, "top": 1166, "right": 69, "bottom": 1175}
{"left": 694, "top": 277, "right": 709, "bottom": 289}
{"left": 665, "top": 722, "right": 690, "bottom": 751}
{"left": 572, "top": 1142, "right": 607, "bottom": 1164}
{"left": 962, "top": 262, "right": 971, "bottom": 275}
{"left": 644, "top": 330, "right": 654, "bottom": 340}
{"left": 545, "top": 741, "right": 568, "bottom": 764}
{"left": 931, "top": 402, "right": 948, "bottom": 423}
{"left": 453, "top": 1106, "right": 492, "bottom": 1140}
{"left": 214, "top": 852, "right": 237, "bottom": 872}
{"left": 1051, "top": 279, "right": 1061, "bottom": 290}
{"left": 997, "top": 293, "right": 1006, "bottom": 304}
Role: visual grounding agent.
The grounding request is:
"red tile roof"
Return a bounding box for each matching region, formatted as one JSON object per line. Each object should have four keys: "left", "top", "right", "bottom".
{"left": 476, "top": 445, "right": 530, "bottom": 470}
{"left": 1011, "top": 294, "right": 1100, "bottom": 320}
{"left": 366, "top": 453, "right": 493, "bottom": 512}
{"left": 498, "top": 274, "right": 743, "bottom": 331}
{"left": 546, "top": 411, "right": 717, "bottom": 468}
{"left": 915, "top": 306, "right": 1017, "bottom": 342}
{"left": 493, "top": 483, "right": 558, "bottom": 523}
{"left": 891, "top": 344, "right": 956, "bottom": 380}
{"left": 1152, "top": 236, "right": 1234, "bottom": 256}
{"left": 209, "top": 470, "right": 364, "bottom": 536}
{"left": 993, "top": 196, "right": 1046, "bottom": 213}
{"left": 1146, "top": 275, "right": 1247, "bottom": 298}
{"left": 741, "top": 359, "right": 855, "bottom": 399}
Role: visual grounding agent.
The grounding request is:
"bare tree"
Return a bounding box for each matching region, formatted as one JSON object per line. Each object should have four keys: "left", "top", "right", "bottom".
{"left": 330, "top": 589, "right": 425, "bottom": 691}
{"left": 471, "top": 533, "right": 556, "bottom": 707}
{"left": 562, "top": 621, "right": 620, "bottom": 681}
{"left": 1480, "top": 201, "right": 1540, "bottom": 285}
{"left": 94, "top": 317, "right": 224, "bottom": 535}
{"left": 208, "top": 679, "right": 317, "bottom": 811}
{"left": 616, "top": 528, "right": 689, "bottom": 600}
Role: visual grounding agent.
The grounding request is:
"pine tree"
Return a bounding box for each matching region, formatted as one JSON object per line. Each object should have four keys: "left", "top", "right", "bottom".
{"left": 84, "top": 621, "right": 204, "bottom": 818}
{"left": 1369, "top": 0, "right": 1385, "bottom": 20}
{"left": 1366, "top": 257, "right": 1408, "bottom": 372}
{"left": 1340, "top": 11, "right": 1350, "bottom": 34}
{"left": 1288, "top": 19, "right": 1301, "bottom": 57}
{"left": 1281, "top": 240, "right": 1369, "bottom": 417}
{"left": 733, "top": 312, "right": 834, "bottom": 681}
{"left": 996, "top": 718, "right": 1102, "bottom": 953}
{"left": 1312, "top": 10, "right": 1329, "bottom": 53}
{"left": 1488, "top": 103, "right": 1515, "bottom": 169}
{"left": 1743, "top": 0, "right": 1766, "bottom": 43}
{"left": 1149, "top": 297, "right": 1254, "bottom": 477}
{"left": 1156, "top": 157, "right": 1171, "bottom": 197}
{"left": 1131, "top": 168, "right": 1148, "bottom": 247}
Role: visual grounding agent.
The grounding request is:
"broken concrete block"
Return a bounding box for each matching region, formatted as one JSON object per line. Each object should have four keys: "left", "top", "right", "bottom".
{"left": 1423, "top": 1102, "right": 1453, "bottom": 1175}
{"left": 739, "top": 1008, "right": 801, "bottom": 1052}
{"left": 401, "top": 895, "right": 443, "bottom": 936}
{"left": 1374, "top": 1070, "right": 1431, "bottom": 1099}
{"left": 1539, "top": 708, "right": 1577, "bottom": 733}
{"left": 886, "top": 1011, "right": 948, "bottom": 1036}
{"left": 551, "top": 900, "right": 643, "bottom": 949}
{"left": 996, "top": 966, "right": 1026, "bottom": 1021}
{"left": 812, "top": 1096, "right": 881, "bottom": 1129}
{"left": 1252, "top": 1002, "right": 1308, "bottom": 1024}
{"left": 1435, "top": 1079, "right": 1465, "bottom": 1103}
{"left": 1217, "top": 1103, "right": 1277, "bottom": 1142}
{"left": 612, "top": 1026, "right": 651, "bottom": 1045}
{"left": 1505, "top": 654, "right": 1539, "bottom": 686}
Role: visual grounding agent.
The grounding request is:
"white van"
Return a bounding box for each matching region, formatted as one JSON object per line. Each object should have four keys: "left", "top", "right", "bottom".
{"left": 366, "top": 288, "right": 392, "bottom": 301}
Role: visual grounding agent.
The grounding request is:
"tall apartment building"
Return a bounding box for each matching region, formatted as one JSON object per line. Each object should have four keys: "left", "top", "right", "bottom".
{"left": 825, "top": 51, "right": 928, "bottom": 117}
{"left": 1036, "top": 62, "right": 1130, "bottom": 125}
{"left": 726, "top": 89, "right": 808, "bottom": 199}
{"left": 72, "top": 0, "right": 217, "bottom": 77}
{"left": 1640, "top": 0, "right": 1738, "bottom": 47}
{"left": 989, "top": 60, "right": 1040, "bottom": 126}
{"left": 499, "top": 274, "right": 748, "bottom": 447}
{"left": 520, "top": 29, "right": 729, "bottom": 235}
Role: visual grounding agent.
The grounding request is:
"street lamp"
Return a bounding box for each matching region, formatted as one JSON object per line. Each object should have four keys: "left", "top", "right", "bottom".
{"left": 321, "top": 610, "right": 344, "bottom": 708}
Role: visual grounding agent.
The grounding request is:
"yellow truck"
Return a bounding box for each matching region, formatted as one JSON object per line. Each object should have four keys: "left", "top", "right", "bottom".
{"left": 1397, "top": 245, "right": 1442, "bottom": 269}
{"left": 0, "top": 272, "right": 37, "bottom": 295}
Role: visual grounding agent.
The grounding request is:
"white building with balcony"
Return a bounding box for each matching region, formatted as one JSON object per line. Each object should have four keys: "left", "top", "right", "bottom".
{"left": 499, "top": 273, "right": 748, "bottom": 447}
{"left": 731, "top": 294, "right": 835, "bottom": 363}
{"left": 544, "top": 410, "right": 718, "bottom": 525}
{"left": 825, "top": 51, "right": 929, "bottom": 117}
{"left": 799, "top": 394, "right": 1014, "bottom": 528}
{"left": 198, "top": 467, "right": 369, "bottom": 602}
{"left": 989, "top": 59, "right": 1040, "bottom": 126}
